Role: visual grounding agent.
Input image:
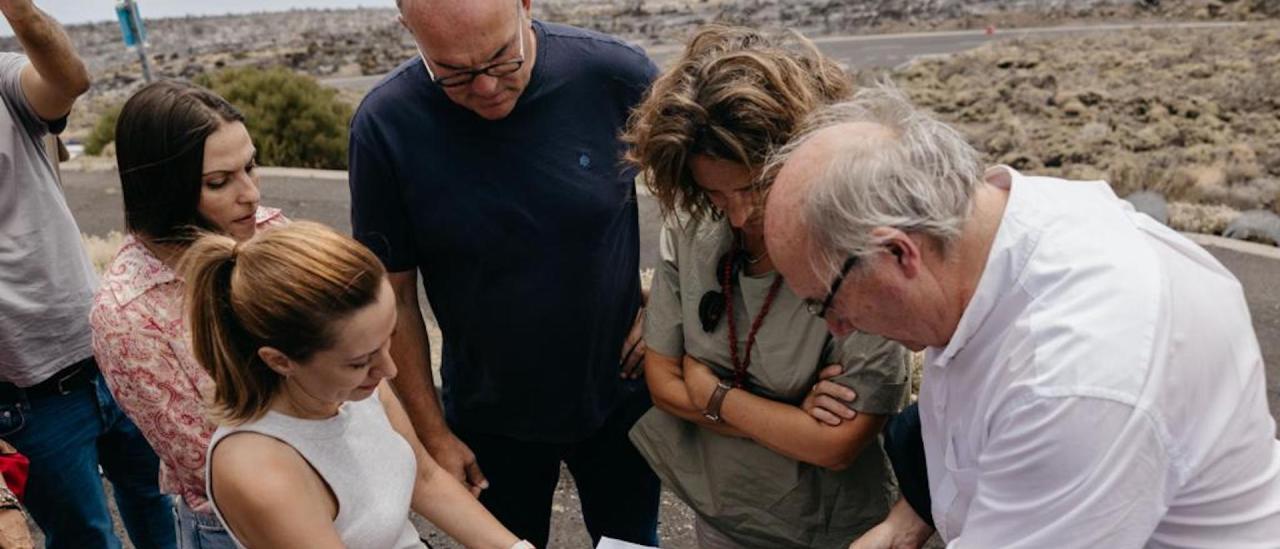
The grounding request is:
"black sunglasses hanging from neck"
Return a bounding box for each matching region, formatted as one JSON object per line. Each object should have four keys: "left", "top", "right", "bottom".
{"left": 697, "top": 249, "right": 741, "bottom": 333}
{"left": 698, "top": 240, "right": 785, "bottom": 388}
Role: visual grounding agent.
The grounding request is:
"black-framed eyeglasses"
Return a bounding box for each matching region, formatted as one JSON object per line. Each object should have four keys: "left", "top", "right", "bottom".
{"left": 418, "top": 1, "right": 527, "bottom": 88}
{"left": 804, "top": 255, "right": 858, "bottom": 319}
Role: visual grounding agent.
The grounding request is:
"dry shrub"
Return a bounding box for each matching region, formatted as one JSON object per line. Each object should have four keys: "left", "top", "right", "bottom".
{"left": 909, "top": 351, "right": 924, "bottom": 401}
{"left": 82, "top": 232, "right": 125, "bottom": 274}
{"left": 1172, "top": 165, "right": 1230, "bottom": 204}
{"left": 640, "top": 267, "right": 655, "bottom": 293}
{"left": 1104, "top": 152, "right": 1175, "bottom": 198}
{"left": 1225, "top": 143, "right": 1264, "bottom": 182}
{"left": 1224, "top": 178, "right": 1279, "bottom": 212}
{"left": 1167, "top": 202, "right": 1239, "bottom": 235}
{"left": 896, "top": 22, "right": 1280, "bottom": 212}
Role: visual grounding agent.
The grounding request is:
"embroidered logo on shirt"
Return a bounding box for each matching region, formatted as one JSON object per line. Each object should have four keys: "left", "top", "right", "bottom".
{"left": 579, "top": 153, "right": 592, "bottom": 169}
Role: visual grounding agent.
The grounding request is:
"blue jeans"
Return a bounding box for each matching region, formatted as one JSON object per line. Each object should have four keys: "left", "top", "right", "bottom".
{"left": 174, "top": 496, "right": 236, "bottom": 549}
{"left": 0, "top": 362, "right": 175, "bottom": 549}
{"left": 457, "top": 382, "right": 660, "bottom": 548}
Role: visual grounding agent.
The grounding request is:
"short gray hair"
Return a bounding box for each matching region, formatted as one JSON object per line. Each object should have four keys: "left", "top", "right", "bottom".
{"left": 767, "top": 82, "right": 984, "bottom": 279}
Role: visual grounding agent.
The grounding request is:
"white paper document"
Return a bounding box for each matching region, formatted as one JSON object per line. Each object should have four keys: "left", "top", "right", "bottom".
{"left": 595, "top": 536, "right": 658, "bottom": 549}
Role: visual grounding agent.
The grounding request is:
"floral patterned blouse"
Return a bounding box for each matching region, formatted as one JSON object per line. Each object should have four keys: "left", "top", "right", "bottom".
{"left": 90, "top": 207, "right": 285, "bottom": 512}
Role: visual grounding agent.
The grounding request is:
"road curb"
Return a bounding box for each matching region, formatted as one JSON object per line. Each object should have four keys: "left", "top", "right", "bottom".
{"left": 58, "top": 164, "right": 353, "bottom": 181}
{"left": 1184, "top": 233, "right": 1280, "bottom": 260}
{"left": 256, "top": 167, "right": 349, "bottom": 180}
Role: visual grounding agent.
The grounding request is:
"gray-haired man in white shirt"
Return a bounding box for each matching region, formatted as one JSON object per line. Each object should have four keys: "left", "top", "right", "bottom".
{"left": 764, "top": 84, "right": 1280, "bottom": 549}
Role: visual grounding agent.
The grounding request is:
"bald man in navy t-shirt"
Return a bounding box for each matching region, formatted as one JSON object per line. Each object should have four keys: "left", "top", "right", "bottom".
{"left": 349, "top": 0, "right": 660, "bottom": 545}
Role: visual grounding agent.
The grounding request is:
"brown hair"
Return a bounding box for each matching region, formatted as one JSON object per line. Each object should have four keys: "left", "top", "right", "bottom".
{"left": 622, "top": 25, "right": 852, "bottom": 224}
{"left": 116, "top": 80, "right": 246, "bottom": 243}
{"left": 181, "top": 221, "right": 387, "bottom": 424}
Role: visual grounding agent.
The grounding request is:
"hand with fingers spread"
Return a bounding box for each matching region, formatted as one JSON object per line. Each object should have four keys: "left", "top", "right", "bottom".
{"left": 802, "top": 364, "right": 859, "bottom": 426}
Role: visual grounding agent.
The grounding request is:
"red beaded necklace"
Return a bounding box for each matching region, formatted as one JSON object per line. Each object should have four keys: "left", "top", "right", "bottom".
{"left": 720, "top": 251, "right": 784, "bottom": 388}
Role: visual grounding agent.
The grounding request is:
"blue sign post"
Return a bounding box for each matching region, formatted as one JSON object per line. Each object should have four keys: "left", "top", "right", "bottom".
{"left": 115, "top": 0, "right": 152, "bottom": 82}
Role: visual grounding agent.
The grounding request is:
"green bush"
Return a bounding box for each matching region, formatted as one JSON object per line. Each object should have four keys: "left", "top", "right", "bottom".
{"left": 196, "top": 67, "right": 352, "bottom": 170}
{"left": 85, "top": 104, "right": 121, "bottom": 156}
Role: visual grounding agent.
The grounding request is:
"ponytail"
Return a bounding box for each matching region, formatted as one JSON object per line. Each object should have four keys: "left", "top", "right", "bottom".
{"left": 182, "top": 233, "right": 281, "bottom": 424}
{"left": 181, "top": 221, "right": 386, "bottom": 425}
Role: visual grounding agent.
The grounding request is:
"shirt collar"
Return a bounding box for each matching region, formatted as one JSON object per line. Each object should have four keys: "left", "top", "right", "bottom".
{"left": 928, "top": 165, "right": 1036, "bottom": 370}
{"left": 104, "top": 234, "right": 176, "bottom": 307}
{"left": 104, "top": 206, "right": 283, "bottom": 307}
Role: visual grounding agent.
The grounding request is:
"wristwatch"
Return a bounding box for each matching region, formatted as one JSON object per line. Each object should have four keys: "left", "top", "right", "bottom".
{"left": 701, "top": 379, "right": 734, "bottom": 423}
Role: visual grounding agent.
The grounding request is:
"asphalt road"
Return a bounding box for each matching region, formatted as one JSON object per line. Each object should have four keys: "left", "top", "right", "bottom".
{"left": 320, "top": 21, "right": 1252, "bottom": 92}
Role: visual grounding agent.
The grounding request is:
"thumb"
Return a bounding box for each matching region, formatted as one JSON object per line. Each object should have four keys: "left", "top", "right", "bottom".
{"left": 466, "top": 460, "right": 489, "bottom": 491}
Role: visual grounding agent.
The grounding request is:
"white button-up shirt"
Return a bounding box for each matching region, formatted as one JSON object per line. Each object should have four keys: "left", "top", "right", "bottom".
{"left": 920, "top": 166, "right": 1280, "bottom": 548}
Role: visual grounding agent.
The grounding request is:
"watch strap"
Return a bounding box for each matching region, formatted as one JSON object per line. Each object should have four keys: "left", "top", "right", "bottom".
{"left": 702, "top": 380, "right": 734, "bottom": 423}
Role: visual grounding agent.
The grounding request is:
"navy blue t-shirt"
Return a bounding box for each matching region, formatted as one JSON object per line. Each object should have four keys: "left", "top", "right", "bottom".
{"left": 349, "top": 21, "right": 658, "bottom": 443}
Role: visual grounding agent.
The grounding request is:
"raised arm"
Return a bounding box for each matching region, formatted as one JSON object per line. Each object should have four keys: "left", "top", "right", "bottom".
{"left": 385, "top": 269, "right": 487, "bottom": 496}
{"left": 378, "top": 383, "right": 523, "bottom": 549}
{"left": 1, "top": 0, "right": 90, "bottom": 121}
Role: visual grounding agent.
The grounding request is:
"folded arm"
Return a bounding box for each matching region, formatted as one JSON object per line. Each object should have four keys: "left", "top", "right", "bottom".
{"left": 682, "top": 355, "right": 885, "bottom": 470}
{"left": 644, "top": 350, "right": 748, "bottom": 439}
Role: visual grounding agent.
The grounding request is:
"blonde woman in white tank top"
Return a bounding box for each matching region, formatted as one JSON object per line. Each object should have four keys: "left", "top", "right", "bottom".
{"left": 181, "top": 222, "right": 535, "bottom": 549}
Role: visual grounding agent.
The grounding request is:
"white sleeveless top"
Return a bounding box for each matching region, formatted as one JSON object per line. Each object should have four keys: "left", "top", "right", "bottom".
{"left": 205, "top": 390, "right": 424, "bottom": 549}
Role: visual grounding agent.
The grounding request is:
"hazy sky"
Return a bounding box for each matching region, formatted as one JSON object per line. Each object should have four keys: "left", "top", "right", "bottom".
{"left": 2, "top": 0, "right": 393, "bottom": 35}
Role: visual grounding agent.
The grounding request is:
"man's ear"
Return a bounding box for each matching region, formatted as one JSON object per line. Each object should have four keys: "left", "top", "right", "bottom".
{"left": 258, "top": 346, "right": 297, "bottom": 377}
{"left": 869, "top": 227, "right": 924, "bottom": 279}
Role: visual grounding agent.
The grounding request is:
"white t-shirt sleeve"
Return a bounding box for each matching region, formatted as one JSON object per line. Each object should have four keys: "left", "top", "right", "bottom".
{"left": 949, "top": 395, "right": 1172, "bottom": 549}
{"left": 0, "top": 52, "right": 49, "bottom": 137}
